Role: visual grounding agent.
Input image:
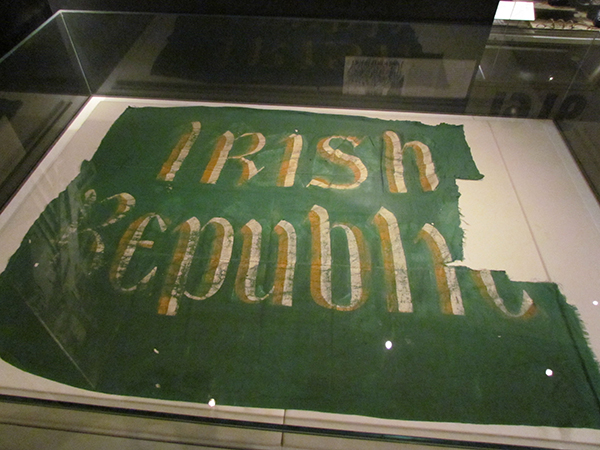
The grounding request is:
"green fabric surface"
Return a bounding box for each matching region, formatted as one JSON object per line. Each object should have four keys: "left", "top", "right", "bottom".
{"left": 1, "top": 105, "right": 599, "bottom": 428}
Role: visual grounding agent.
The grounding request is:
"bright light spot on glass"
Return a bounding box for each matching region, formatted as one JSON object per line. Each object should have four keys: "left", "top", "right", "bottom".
{"left": 155, "top": 383, "right": 161, "bottom": 388}
{"left": 545, "top": 369, "right": 553, "bottom": 377}
{"left": 548, "top": 76, "right": 554, "bottom": 81}
{"left": 385, "top": 340, "right": 393, "bottom": 350}
{"left": 593, "top": 301, "right": 599, "bottom": 306}
{"left": 497, "top": 335, "right": 501, "bottom": 338}
{"left": 153, "top": 348, "right": 159, "bottom": 354}
{"left": 208, "top": 398, "right": 216, "bottom": 407}
{"left": 33, "top": 262, "right": 39, "bottom": 268}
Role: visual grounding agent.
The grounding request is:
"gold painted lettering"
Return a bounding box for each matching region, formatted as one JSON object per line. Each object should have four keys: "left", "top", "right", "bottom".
{"left": 200, "top": 132, "right": 266, "bottom": 185}
{"left": 373, "top": 207, "right": 412, "bottom": 312}
{"left": 272, "top": 220, "right": 296, "bottom": 306}
{"left": 98, "top": 192, "right": 136, "bottom": 227}
{"left": 158, "top": 217, "right": 201, "bottom": 316}
{"left": 79, "top": 228, "right": 105, "bottom": 275}
{"left": 235, "top": 219, "right": 297, "bottom": 305}
{"left": 157, "top": 122, "right": 201, "bottom": 182}
{"left": 76, "top": 190, "right": 136, "bottom": 274}
{"left": 309, "top": 205, "right": 370, "bottom": 311}
{"left": 472, "top": 269, "right": 536, "bottom": 318}
{"left": 277, "top": 134, "right": 303, "bottom": 187}
{"left": 416, "top": 223, "right": 464, "bottom": 315}
{"left": 384, "top": 131, "right": 439, "bottom": 193}
{"left": 235, "top": 219, "right": 269, "bottom": 303}
{"left": 109, "top": 213, "right": 167, "bottom": 292}
{"left": 308, "top": 136, "right": 368, "bottom": 190}
{"left": 184, "top": 218, "right": 234, "bottom": 301}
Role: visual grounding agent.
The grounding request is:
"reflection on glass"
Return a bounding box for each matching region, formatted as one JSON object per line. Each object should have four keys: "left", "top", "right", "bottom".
{"left": 0, "top": 14, "right": 89, "bottom": 209}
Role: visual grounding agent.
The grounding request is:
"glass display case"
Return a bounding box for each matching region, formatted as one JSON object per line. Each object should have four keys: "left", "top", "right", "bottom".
{"left": 1, "top": 7, "right": 600, "bottom": 449}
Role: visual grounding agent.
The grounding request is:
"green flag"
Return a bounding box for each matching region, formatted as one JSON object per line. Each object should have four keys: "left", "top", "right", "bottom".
{"left": 1, "top": 105, "right": 599, "bottom": 428}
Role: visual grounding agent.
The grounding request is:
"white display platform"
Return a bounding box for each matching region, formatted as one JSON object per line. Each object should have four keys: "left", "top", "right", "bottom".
{"left": 0, "top": 96, "right": 599, "bottom": 449}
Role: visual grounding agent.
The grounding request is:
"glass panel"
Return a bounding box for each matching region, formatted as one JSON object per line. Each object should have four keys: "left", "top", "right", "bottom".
{"left": 60, "top": 12, "right": 154, "bottom": 93}
{"left": 467, "top": 26, "right": 599, "bottom": 120}
{"left": 61, "top": 12, "right": 491, "bottom": 113}
{"left": 0, "top": 13, "right": 89, "bottom": 209}
{"left": 553, "top": 30, "right": 600, "bottom": 200}
{"left": 1, "top": 9, "right": 600, "bottom": 450}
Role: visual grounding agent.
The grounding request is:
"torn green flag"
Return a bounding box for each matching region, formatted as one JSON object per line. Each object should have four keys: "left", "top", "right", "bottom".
{"left": 0, "top": 105, "right": 599, "bottom": 428}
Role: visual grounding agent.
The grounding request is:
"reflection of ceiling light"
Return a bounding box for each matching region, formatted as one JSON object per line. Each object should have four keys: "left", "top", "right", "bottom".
{"left": 385, "top": 340, "right": 393, "bottom": 350}
{"left": 549, "top": 76, "right": 554, "bottom": 81}
{"left": 209, "top": 398, "right": 216, "bottom": 407}
{"left": 546, "top": 369, "right": 553, "bottom": 377}
{"left": 593, "top": 300, "right": 599, "bottom": 306}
